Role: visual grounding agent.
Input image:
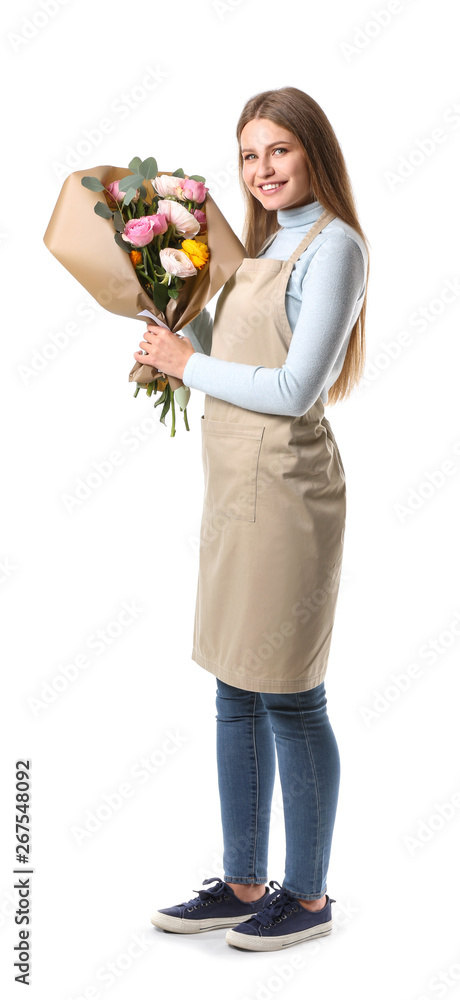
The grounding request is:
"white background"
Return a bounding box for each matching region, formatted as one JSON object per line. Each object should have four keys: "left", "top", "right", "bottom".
{"left": 2, "top": 0, "right": 460, "bottom": 997}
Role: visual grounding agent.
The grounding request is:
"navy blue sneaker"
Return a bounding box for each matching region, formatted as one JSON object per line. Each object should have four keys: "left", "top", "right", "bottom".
{"left": 226, "top": 880, "right": 335, "bottom": 951}
{"left": 151, "top": 877, "right": 270, "bottom": 934}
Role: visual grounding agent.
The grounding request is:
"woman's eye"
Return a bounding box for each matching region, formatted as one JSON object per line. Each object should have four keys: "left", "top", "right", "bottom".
{"left": 243, "top": 148, "right": 287, "bottom": 161}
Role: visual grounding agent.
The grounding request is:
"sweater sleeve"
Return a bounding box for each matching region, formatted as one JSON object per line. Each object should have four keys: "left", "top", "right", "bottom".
{"left": 181, "top": 307, "right": 214, "bottom": 356}
{"left": 182, "top": 233, "right": 366, "bottom": 417}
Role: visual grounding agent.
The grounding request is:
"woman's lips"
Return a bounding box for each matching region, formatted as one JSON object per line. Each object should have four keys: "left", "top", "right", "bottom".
{"left": 258, "top": 181, "right": 288, "bottom": 195}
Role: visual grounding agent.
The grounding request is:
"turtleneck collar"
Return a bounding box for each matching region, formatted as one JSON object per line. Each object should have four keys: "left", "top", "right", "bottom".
{"left": 277, "top": 199, "right": 323, "bottom": 228}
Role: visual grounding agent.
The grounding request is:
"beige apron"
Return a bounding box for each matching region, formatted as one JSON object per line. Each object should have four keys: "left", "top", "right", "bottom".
{"left": 191, "top": 209, "right": 347, "bottom": 693}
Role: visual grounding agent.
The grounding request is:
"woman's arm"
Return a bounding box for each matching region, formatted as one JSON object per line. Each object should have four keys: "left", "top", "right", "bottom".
{"left": 182, "top": 233, "right": 367, "bottom": 416}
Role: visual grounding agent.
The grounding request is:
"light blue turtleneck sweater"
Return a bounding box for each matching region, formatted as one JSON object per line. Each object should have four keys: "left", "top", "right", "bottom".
{"left": 181, "top": 199, "right": 368, "bottom": 416}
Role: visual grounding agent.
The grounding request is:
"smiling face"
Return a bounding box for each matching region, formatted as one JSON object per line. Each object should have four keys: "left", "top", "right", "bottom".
{"left": 241, "top": 117, "right": 313, "bottom": 211}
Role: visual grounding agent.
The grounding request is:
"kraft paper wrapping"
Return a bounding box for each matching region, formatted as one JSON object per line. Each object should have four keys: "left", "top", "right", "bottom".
{"left": 43, "top": 165, "right": 248, "bottom": 388}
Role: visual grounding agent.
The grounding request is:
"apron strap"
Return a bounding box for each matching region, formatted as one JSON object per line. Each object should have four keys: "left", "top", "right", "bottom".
{"left": 287, "top": 209, "right": 336, "bottom": 264}
{"left": 256, "top": 230, "right": 280, "bottom": 257}
{"left": 256, "top": 208, "right": 336, "bottom": 261}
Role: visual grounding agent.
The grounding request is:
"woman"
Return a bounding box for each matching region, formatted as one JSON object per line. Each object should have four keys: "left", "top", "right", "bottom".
{"left": 137, "top": 86, "right": 369, "bottom": 952}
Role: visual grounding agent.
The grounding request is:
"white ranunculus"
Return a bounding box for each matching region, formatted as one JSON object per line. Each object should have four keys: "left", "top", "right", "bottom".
{"left": 157, "top": 199, "right": 201, "bottom": 237}
{"left": 152, "top": 175, "right": 186, "bottom": 199}
{"left": 160, "top": 248, "right": 197, "bottom": 278}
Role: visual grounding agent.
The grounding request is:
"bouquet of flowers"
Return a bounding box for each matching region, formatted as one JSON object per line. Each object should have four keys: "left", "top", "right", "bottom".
{"left": 43, "top": 158, "right": 246, "bottom": 435}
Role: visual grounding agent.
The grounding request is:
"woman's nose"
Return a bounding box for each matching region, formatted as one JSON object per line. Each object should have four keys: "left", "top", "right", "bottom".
{"left": 256, "top": 161, "right": 275, "bottom": 179}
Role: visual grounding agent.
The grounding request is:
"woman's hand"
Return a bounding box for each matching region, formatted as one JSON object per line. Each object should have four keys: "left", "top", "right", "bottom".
{"left": 134, "top": 323, "right": 195, "bottom": 379}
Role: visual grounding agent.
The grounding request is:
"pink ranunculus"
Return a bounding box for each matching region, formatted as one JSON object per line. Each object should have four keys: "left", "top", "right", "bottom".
{"left": 157, "top": 199, "right": 200, "bottom": 237}
{"left": 182, "top": 178, "right": 209, "bottom": 203}
{"left": 121, "top": 213, "right": 168, "bottom": 247}
{"left": 160, "top": 248, "right": 197, "bottom": 278}
{"left": 106, "top": 180, "right": 140, "bottom": 203}
{"left": 193, "top": 209, "right": 207, "bottom": 234}
{"left": 152, "top": 175, "right": 186, "bottom": 199}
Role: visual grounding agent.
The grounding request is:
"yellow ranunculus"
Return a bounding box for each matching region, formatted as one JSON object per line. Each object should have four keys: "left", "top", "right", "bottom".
{"left": 180, "top": 239, "right": 210, "bottom": 270}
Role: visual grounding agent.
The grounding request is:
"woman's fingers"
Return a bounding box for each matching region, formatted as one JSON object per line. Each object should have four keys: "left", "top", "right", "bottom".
{"left": 144, "top": 325, "right": 168, "bottom": 347}
{"left": 146, "top": 323, "right": 164, "bottom": 337}
{"left": 133, "top": 324, "right": 162, "bottom": 363}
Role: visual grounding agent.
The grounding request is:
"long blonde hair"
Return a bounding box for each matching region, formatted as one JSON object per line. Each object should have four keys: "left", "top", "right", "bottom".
{"left": 236, "top": 87, "right": 370, "bottom": 405}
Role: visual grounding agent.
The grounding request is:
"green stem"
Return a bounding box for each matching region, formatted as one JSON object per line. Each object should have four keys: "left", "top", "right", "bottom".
{"left": 163, "top": 224, "right": 174, "bottom": 249}
{"left": 170, "top": 392, "right": 176, "bottom": 437}
{"left": 144, "top": 243, "right": 156, "bottom": 278}
{"left": 100, "top": 184, "right": 139, "bottom": 226}
{"left": 183, "top": 406, "right": 190, "bottom": 431}
{"left": 137, "top": 268, "right": 155, "bottom": 286}
{"left": 151, "top": 269, "right": 171, "bottom": 285}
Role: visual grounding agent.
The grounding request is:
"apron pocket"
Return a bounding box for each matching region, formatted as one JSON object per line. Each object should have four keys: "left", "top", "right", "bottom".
{"left": 201, "top": 416, "right": 265, "bottom": 522}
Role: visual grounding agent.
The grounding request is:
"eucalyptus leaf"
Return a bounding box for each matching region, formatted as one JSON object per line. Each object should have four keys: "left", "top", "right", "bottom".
{"left": 139, "top": 184, "right": 147, "bottom": 199}
{"left": 114, "top": 232, "right": 132, "bottom": 253}
{"left": 189, "top": 174, "right": 206, "bottom": 183}
{"left": 172, "top": 168, "right": 185, "bottom": 178}
{"left": 117, "top": 173, "right": 144, "bottom": 190}
{"left": 81, "top": 176, "right": 105, "bottom": 191}
{"left": 128, "top": 156, "right": 142, "bottom": 172}
{"left": 113, "top": 211, "right": 124, "bottom": 232}
{"left": 94, "top": 201, "right": 113, "bottom": 220}
{"left": 122, "top": 188, "right": 138, "bottom": 205}
{"left": 139, "top": 157, "right": 158, "bottom": 179}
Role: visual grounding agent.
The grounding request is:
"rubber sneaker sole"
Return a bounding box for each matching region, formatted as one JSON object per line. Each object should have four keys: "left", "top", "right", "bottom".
{"left": 151, "top": 911, "right": 256, "bottom": 934}
{"left": 226, "top": 918, "right": 333, "bottom": 951}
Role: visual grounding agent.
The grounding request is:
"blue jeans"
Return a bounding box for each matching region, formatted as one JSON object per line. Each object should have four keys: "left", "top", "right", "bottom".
{"left": 215, "top": 678, "right": 340, "bottom": 900}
